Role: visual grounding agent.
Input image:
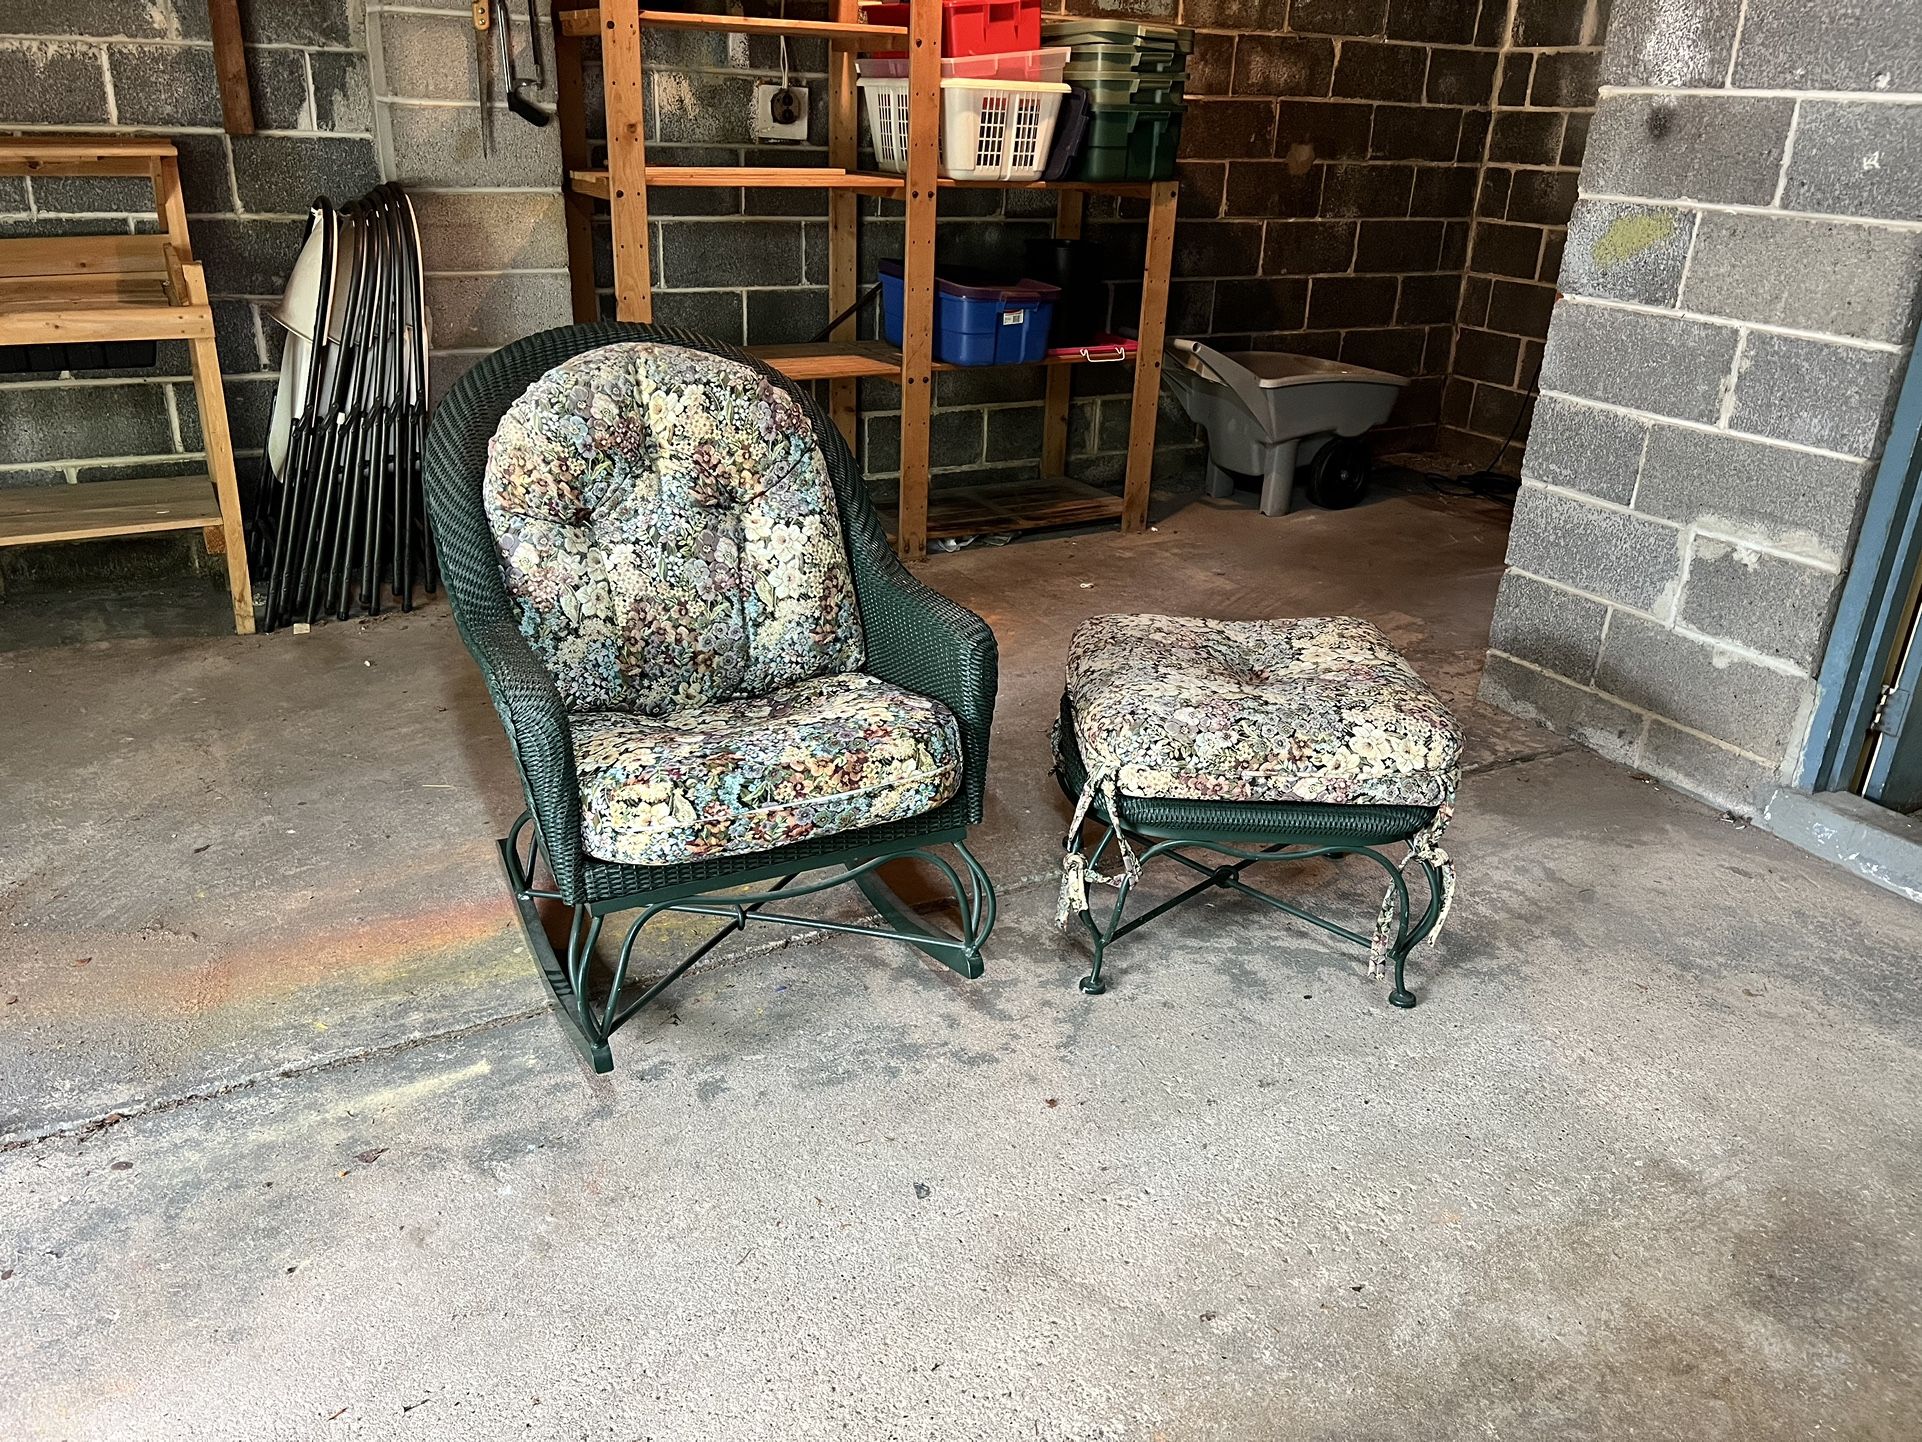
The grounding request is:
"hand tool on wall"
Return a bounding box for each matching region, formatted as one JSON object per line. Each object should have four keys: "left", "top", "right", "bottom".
{"left": 472, "top": 0, "right": 496, "bottom": 156}
{"left": 498, "top": 0, "right": 552, "bottom": 126}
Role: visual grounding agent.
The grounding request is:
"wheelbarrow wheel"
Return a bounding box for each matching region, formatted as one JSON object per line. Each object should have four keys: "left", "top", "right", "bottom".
{"left": 1307, "top": 437, "right": 1372, "bottom": 510}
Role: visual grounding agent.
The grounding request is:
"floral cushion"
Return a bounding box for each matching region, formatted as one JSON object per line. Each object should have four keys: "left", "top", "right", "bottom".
{"left": 484, "top": 342, "right": 863, "bottom": 716}
{"left": 1063, "top": 613, "right": 1460, "bottom": 807}
{"left": 573, "top": 672, "right": 962, "bottom": 865}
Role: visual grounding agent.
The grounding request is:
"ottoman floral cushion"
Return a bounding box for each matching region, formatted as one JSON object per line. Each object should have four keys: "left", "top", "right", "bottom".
{"left": 574, "top": 671, "right": 962, "bottom": 866}
{"left": 1064, "top": 613, "right": 1460, "bottom": 807}
{"left": 1055, "top": 613, "right": 1461, "bottom": 970}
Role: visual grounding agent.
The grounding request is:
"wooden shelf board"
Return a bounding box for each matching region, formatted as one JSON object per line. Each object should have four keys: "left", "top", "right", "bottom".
{"left": 570, "top": 168, "right": 1160, "bottom": 200}
{"left": 937, "top": 177, "right": 1159, "bottom": 197}
{"left": 882, "top": 475, "right": 1126, "bottom": 543}
{"left": 570, "top": 167, "right": 904, "bottom": 198}
{"left": 0, "top": 284, "right": 211, "bottom": 345}
{"left": 0, "top": 474, "right": 221, "bottom": 547}
{"left": 0, "top": 134, "right": 175, "bottom": 177}
{"left": 751, "top": 339, "right": 903, "bottom": 381}
{"left": 558, "top": 8, "right": 908, "bottom": 43}
{"left": 749, "top": 340, "right": 1137, "bottom": 383}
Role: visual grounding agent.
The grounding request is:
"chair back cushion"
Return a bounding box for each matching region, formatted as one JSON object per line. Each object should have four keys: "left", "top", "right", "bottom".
{"left": 483, "top": 341, "right": 864, "bottom": 715}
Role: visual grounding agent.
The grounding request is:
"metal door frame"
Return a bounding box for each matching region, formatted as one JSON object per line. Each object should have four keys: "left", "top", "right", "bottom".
{"left": 1800, "top": 344, "right": 1922, "bottom": 795}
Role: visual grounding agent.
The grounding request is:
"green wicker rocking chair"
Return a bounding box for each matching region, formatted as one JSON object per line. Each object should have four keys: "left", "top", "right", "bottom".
{"left": 425, "top": 324, "right": 998, "bottom": 1072}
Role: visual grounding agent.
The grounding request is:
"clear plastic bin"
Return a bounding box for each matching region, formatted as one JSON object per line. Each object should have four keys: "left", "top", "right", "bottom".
{"left": 857, "top": 46, "right": 1070, "bottom": 83}
{"left": 860, "top": 76, "right": 1071, "bottom": 181}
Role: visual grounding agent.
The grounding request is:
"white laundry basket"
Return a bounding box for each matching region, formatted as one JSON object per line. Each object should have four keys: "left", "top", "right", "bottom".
{"left": 859, "top": 76, "right": 1070, "bottom": 182}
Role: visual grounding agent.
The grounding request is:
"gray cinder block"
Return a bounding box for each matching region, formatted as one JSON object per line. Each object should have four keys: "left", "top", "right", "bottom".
{"left": 1521, "top": 393, "right": 1649, "bottom": 506}
{"left": 1678, "top": 535, "right": 1843, "bottom": 671}
{"left": 1595, "top": 610, "right": 1813, "bottom": 759}
{"left": 1582, "top": 92, "right": 1795, "bottom": 207}
{"left": 1559, "top": 201, "right": 1695, "bottom": 309}
{"left": 1682, "top": 211, "right": 1922, "bottom": 345}
{"left": 1538, "top": 300, "right": 1740, "bottom": 426}
{"left": 1505, "top": 484, "right": 1684, "bottom": 614}
{"left": 1730, "top": 332, "right": 1901, "bottom": 459}
{"left": 1634, "top": 424, "right": 1870, "bottom": 564}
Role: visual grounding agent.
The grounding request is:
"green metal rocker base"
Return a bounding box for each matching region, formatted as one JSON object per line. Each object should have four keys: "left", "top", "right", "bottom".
{"left": 1054, "top": 703, "right": 1444, "bottom": 1007}
{"left": 500, "top": 812, "right": 996, "bottom": 1073}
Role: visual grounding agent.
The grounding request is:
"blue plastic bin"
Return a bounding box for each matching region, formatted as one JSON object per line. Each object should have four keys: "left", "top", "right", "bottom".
{"left": 878, "top": 260, "right": 1060, "bottom": 366}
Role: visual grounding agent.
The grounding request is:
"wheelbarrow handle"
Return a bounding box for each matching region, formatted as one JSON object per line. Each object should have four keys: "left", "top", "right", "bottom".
{"left": 1182, "top": 339, "right": 1282, "bottom": 444}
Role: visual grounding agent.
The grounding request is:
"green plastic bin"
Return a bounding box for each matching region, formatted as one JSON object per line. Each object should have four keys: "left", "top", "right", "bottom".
{"left": 1067, "top": 69, "right": 1187, "bottom": 106}
{"left": 1059, "top": 41, "right": 1187, "bottom": 75}
{"left": 1042, "top": 18, "right": 1194, "bottom": 52}
{"left": 1070, "top": 103, "right": 1184, "bottom": 182}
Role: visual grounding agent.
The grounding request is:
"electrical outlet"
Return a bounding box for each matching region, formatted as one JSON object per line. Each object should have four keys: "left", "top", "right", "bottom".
{"left": 751, "top": 81, "right": 809, "bottom": 142}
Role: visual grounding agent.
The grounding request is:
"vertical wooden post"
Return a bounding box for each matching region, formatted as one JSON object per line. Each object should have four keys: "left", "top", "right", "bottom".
{"left": 826, "top": 0, "right": 861, "bottom": 450}
{"left": 151, "top": 155, "right": 192, "bottom": 260}
{"left": 602, "top": 0, "right": 652, "bottom": 322}
{"left": 207, "top": 0, "right": 257, "bottom": 135}
{"left": 184, "top": 262, "right": 256, "bottom": 634}
{"left": 1041, "top": 188, "right": 1084, "bottom": 479}
{"left": 1121, "top": 179, "right": 1177, "bottom": 533}
{"left": 554, "top": 8, "right": 601, "bottom": 322}
{"left": 894, "top": 0, "right": 942, "bottom": 560}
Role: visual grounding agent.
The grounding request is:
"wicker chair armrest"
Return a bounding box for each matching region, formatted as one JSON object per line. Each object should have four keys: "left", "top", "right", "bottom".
{"left": 456, "top": 606, "right": 587, "bottom": 897}
{"left": 843, "top": 509, "right": 999, "bottom": 824}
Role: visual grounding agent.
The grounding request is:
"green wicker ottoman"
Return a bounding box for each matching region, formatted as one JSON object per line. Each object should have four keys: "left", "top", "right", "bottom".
{"left": 1052, "top": 614, "right": 1461, "bottom": 1007}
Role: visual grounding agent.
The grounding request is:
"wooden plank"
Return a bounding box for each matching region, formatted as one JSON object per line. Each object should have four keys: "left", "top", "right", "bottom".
{"left": 150, "top": 154, "right": 193, "bottom": 260}
{"left": 879, "top": 476, "right": 1126, "bottom": 543}
{"left": 207, "top": 0, "right": 257, "bottom": 135}
{"left": 1121, "top": 179, "right": 1178, "bottom": 534}
{"left": 0, "top": 474, "right": 223, "bottom": 546}
{"left": 0, "top": 294, "right": 212, "bottom": 345}
{"left": 750, "top": 340, "right": 902, "bottom": 381}
{"left": 827, "top": 0, "right": 861, "bottom": 450}
{"left": 553, "top": 18, "right": 601, "bottom": 322}
{"left": 181, "top": 262, "right": 255, "bottom": 633}
{"left": 894, "top": 0, "right": 942, "bottom": 562}
{"left": 600, "top": 0, "right": 652, "bottom": 322}
{"left": 1042, "top": 189, "right": 1085, "bottom": 479}
{"left": 0, "top": 135, "right": 177, "bottom": 177}
{"left": 557, "top": 7, "right": 908, "bottom": 42}
{"left": 575, "top": 166, "right": 900, "bottom": 191}
{"left": 0, "top": 234, "right": 169, "bottom": 279}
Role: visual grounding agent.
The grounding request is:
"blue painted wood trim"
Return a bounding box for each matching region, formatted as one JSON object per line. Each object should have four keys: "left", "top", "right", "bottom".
{"left": 1801, "top": 345, "right": 1922, "bottom": 791}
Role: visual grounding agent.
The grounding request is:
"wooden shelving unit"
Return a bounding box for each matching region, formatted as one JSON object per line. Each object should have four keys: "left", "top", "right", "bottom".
{"left": 552, "top": 3, "right": 1178, "bottom": 559}
{"left": 0, "top": 136, "right": 255, "bottom": 632}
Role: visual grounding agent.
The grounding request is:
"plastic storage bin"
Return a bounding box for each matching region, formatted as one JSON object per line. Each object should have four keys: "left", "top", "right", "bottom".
{"left": 1057, "top": 40, "right": 1186, "bottom": 75}
{"left": 1065, "top": 69, "right": 1186, "bottom": 107}
{"left": 1041, "top": 18, "right": 1195, "bottom": 53}
{"left": 878, "top": 260, "right": 1060, "bottom": 366}
{"left": 860, "top": 76, "right": 1070, "bottom": 180}
{"left": 1069, "top": 103, "right": 1183, "bottom": 182}
{"left": 865, "top": 0, "right": 1041, "bottom": 57}
{"left": 856, "top": 46, "right": 1069, "bottom": 82}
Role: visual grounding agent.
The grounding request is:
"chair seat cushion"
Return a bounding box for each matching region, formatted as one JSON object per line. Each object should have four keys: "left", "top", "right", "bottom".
{"left": 1063, "top": 613, "right": 1461, "bottom": 808}
{"left": 573, "top": 672, "right": 963, "bottom": 865}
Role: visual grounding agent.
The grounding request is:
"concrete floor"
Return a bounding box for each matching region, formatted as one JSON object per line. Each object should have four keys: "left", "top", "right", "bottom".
{"left": 2, "top": 489, "right": 1919, "bottom": 1439}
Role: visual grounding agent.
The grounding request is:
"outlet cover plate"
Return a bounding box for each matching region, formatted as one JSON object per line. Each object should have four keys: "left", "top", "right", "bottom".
{"left": 751, "top": 82, "right": 809, "bottom": 142}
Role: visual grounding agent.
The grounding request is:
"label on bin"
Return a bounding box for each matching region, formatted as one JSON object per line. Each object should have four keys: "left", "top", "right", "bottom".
{"left": 1003, "top": 308, "right": 1028, "bottom": 325}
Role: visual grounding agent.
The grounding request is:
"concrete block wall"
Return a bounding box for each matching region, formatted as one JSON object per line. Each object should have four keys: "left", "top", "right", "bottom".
{"left": 366, "top": 0, "right": 573, "bottom": 400}
{"left": 1441, "top": 0, "right": 1603, "bottom": 458}
{"left": 1482, "top": 0, "right": 1922, "bottom": 812}
{"left": 1164, "top": 0, "right": 1509, "bottom": 451}
{"left": 0, "top": 1, "right": 376, "bottom": 567}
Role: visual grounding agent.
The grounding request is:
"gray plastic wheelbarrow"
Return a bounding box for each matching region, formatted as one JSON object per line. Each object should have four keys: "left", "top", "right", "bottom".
{"left": 1164, "top": 339, "right": 1408, "bottom": 515}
